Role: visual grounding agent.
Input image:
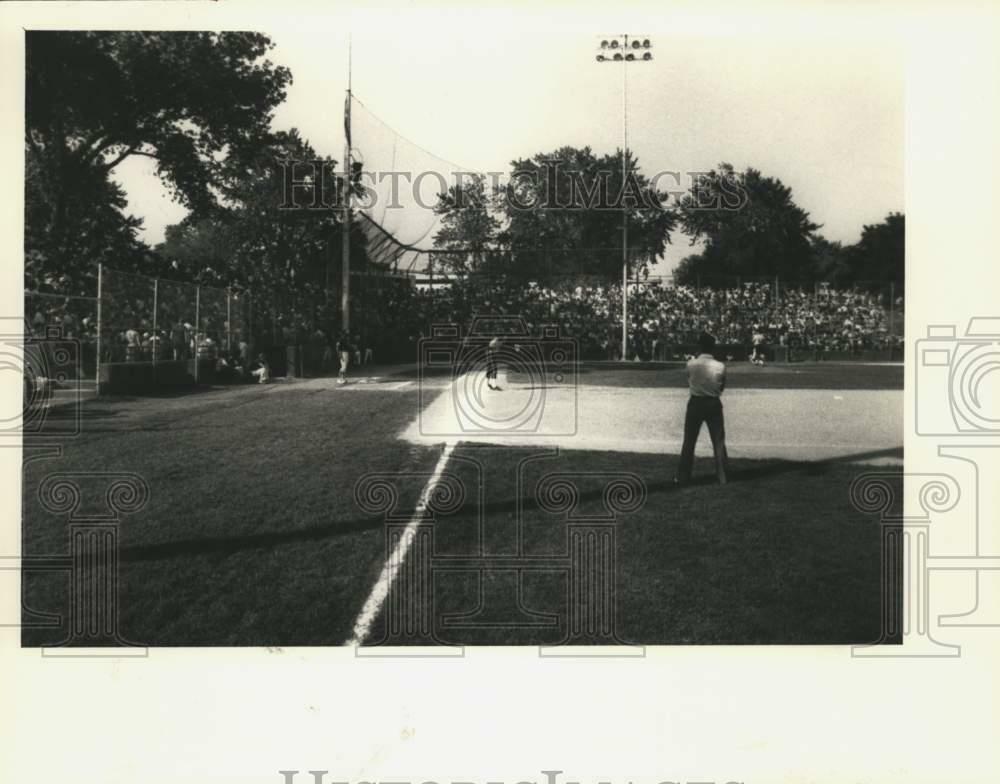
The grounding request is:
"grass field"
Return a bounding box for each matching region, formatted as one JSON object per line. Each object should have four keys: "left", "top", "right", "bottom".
{"left": 20, "top": 360, "right": 903, "bottom": 647}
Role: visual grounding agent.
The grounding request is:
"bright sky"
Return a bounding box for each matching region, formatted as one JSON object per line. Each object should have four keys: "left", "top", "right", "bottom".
{"left": 114, "top": 24, "right": 903, "bottom": 275}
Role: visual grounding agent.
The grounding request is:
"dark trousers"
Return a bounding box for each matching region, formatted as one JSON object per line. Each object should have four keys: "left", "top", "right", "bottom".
{"left": 676, "top": 395, "right": 728, "bottom": 483}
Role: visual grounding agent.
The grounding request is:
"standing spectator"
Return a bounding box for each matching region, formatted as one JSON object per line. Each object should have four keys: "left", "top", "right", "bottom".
{"left": 362, "top": 333, "right": 374, "bottom": 365}
{"left": 310, "top": 327, "right": 327, "bottom": 375}
{"left": 238, "top": 337, "right": 250, "bottom": 369}
{"left": 336, "top": 332, "right": 351, "bottom": 385}
{"left": 351, "top": 332, "right": 362, "bottom": 367}
{"left": 250, "top": 353, "right": 271, "bottom": 384}
{"left": 125, "top": 326, "right": 141, "bottom": 362}
{"left": 171, "top": 322, "right": 187, "bottom": 360}
{"left": 61, "top": 306, "right": 77, "bottom": 338}
{"left": 321, "top": 338, "right": 334, "bottom": 373}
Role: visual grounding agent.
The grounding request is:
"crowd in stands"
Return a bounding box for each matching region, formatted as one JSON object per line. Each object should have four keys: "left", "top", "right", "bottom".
{"left": 27, "top": 277, "right": 903, "bottom": 376}
{"left": 376, "top": 278, "right": 903, "bottom": 360}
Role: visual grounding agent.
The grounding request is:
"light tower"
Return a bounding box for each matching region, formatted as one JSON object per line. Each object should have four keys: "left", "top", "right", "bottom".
{"left": 596, "top": 35, "right": 653, "bottom": 360}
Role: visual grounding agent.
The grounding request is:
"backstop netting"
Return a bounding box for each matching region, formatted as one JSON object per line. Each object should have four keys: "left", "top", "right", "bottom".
{"left": 349, "top": 95, "right": 482, "bottom": 274}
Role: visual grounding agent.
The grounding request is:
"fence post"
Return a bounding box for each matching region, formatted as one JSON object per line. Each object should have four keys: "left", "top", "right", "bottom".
{"left": 194, "top": 285, "right": 201, "bottom": 385}
{"left": 95, "top": 263, "right": 103, "bottom": 396}
{"left": 151, "top": 277, "right": 158, "bottom": 370}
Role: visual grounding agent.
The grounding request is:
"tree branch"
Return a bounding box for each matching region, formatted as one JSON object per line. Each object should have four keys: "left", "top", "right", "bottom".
{"left": 100, "top": 146, "right": 160, "bottom": 173}
{"left": 99, "top": 146, "right": 138, "bottom": 173}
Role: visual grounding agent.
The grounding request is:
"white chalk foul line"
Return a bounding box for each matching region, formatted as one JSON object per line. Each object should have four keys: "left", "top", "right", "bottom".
{"left": 346, "top": 440, "right": 456, "bottom": 647}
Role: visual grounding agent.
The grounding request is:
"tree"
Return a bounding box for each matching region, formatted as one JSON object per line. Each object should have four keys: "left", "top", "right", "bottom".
{"left": 431, "top": 174, "right": 502, "bottom": 274}
{"left": 677, "top": 163, "right": 820, "bottom": 284}
{"left": 24, "top": 150, "right": 150, "bottom": 294}
{"left": 844, "top": 212, "right": 904, "bottom": 292}
{"left": 809, "top": 235, "right": 850, "bottom": 285}
{"left": 672, "top": 253, "right": 709, "bottom": 287}
{"left": 25, "top": 31, "right": 292, "bottom": 290}
{"left": 156, "top": 128, "right": 371, "bottom": 333}
{"left": 495, "top": 146, "right": 676, "bottom": 280}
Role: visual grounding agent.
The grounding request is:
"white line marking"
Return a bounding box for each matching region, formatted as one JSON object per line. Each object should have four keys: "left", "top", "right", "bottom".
{"left": 346, "top": 440, "right": 456, "bottom": 646}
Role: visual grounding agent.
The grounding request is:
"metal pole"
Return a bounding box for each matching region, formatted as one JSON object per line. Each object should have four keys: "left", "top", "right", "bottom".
{"left": 194, "top": 285, "right": 200, "bottom": 384}
{"left": 151, "top": 277, "right": 158, "bottom": 368}
{"left": 621, "top": 33, "right": 629, "bottom": 362}
{"left": 226, "top": 286, "right": 232, "bottom": 356}
{"left": 95, "top": 263, "right": 103, "bottom": 396}
{"left": 341, "top": 35, "right": 352, "bottom": 336}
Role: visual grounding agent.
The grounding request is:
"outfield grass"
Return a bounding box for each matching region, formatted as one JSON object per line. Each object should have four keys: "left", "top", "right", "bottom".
{"left": 364, "top": 444, "right": 902, "bottom": 646}
{"left": 551, "top": 359, "right": 903, "bottom": 390}
{"left": 23, "top": 383, "right": 443, "bottom": 645}
{"left": 21, "top": 363, "right": 902, "bottom": 647}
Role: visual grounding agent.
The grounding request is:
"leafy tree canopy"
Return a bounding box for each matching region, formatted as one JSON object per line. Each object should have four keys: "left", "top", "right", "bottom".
{"left": 432, "top": 146, "right": 676, "bottom": 280}
{"left": 25, "top": 31, "right": 292, "bottom": 292}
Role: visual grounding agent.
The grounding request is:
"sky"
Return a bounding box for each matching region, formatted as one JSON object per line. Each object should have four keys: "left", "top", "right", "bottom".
{"left": 113, "top": 24, "right": 904, "bottom": 275}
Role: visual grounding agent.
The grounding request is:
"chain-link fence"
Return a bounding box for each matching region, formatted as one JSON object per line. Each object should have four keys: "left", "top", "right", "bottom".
{"left": 23, "top": 291, "right": 100, "bottom": 378}
{"left": 24, "top": 265, "right": 385, "bottom": 388}
{"left": 98, "top": 268, "right": 238, "bottom": 367}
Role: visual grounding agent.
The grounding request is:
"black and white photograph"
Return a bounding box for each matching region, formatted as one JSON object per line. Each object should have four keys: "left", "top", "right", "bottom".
{"left": 2, "top": 1, "right": 999, "bottom": 783}
{"left": 16, "top": 20, "right": 909, "bottom": 648}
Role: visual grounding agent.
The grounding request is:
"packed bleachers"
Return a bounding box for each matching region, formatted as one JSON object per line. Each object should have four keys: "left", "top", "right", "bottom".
{"left": 25, "top": 272, "right": 904, "bottom": 380}
{"left": 368, "top": 277, "right": 903, "bottom": 361}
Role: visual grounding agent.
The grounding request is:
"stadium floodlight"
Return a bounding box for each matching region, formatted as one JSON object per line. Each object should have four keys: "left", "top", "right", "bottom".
{"left": 594, "top": 34, "right": 654, "bottom": 362}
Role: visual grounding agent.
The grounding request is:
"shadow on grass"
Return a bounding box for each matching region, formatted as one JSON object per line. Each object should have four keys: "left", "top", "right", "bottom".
{"left": 465, "top": 443, "right": 903, "bottom": 518}
{"left": 112, "top": 445, "right": 902, "bottom": 568}
{"left": 119, "top": 516, "right": 386, "bottom": 563}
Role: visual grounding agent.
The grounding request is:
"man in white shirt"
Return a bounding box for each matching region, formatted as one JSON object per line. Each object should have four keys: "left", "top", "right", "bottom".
{"left": 675, "top": 332, "right": 729, "bottom": 485}
{"left": 750, "top": 325, "right": 766, "bottom": 365}
{"left": 486, "top": 336, "right": 501, "bottom": 390}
